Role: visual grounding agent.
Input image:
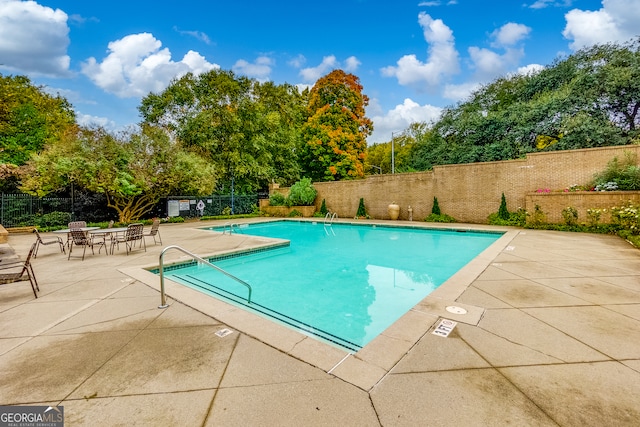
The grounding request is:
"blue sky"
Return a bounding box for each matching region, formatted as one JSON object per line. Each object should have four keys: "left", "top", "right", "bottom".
{"left": 0, "top": 0, "right": 637, "bottom": 143}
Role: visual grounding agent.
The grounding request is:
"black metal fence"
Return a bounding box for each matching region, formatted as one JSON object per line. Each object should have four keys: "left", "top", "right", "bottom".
{"left": 0, "top": 194, "right": 72, "bottom": 228}
{"left": 166, "top": 195, "right": 258, "bottom": 217}
{"left": 0, "top": 193, "right": 259, "bottom": 228}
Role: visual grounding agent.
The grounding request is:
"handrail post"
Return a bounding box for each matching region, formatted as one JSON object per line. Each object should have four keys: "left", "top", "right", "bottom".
{"left": 158, "top": 244, "right": 252, "bottom": 309}
{"left": 158, "top": 247, "right": 171, "bottom": 308}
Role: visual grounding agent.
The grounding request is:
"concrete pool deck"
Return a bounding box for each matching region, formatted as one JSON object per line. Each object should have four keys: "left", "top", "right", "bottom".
{"left": 1, "top": 219, "right": 639, "bottom": 426}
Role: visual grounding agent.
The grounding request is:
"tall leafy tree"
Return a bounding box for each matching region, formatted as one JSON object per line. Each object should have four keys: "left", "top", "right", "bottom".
{"left": 409, "top": 38, "right": 640, "bottom": 169}
{"left": 0, "top": 74, "right": 76, "bottom": 166}
{"left": 365, "top": 127, "right": 416, "bottom": 174}
{"left": 139, "top": 69, "right": 306, "bottom": 192}
{"left": 300, "top": 69, "right": 373, "bottom": 181}
{"left": 20, "top": 125, "right": 215, "bottom": 222}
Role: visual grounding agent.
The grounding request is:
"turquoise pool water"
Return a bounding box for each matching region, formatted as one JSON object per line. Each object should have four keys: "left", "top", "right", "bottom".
{"left": 161, "top": 221, "right": 502, "bottom": 351}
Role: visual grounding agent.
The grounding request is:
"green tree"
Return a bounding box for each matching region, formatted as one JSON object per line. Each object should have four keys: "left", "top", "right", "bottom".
{"left": 365, "top": 129, "right": 416, "bottom": 174}
{"left": 139, "top": 69, "right": 306, "bottom": 192}
{"left": 300, "top": 70, "right": 373, "bottom": 181}
{"left": 498, "top": 193, "right": 510, "bottom": 220}
{"left": 21, "top": 126, "right": 216, "bottom": 222}
{"left": 431, "top": 197, "right": 441, "bottom": 215}
{"left": 409, "top": 39, "right": 639, "bottom": 168}
{"left": 0, "top": 74, "right": 76, "bottom": 166}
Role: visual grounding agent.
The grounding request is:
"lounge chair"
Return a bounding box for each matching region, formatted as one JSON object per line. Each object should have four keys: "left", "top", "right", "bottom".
{"left": 68, "top": 228, "right": 106, "bottom": 260}
{"left": 32, "top": 229, "right": 66, "bottom": 258}
{"left": 0, "top": 243, "right": 39, "bottom": 298}
{"left": 143, "top": 219, "right": 162, "bottom": 245}
{"left": 110, "top": 223, "right": 146, "bottom": 255}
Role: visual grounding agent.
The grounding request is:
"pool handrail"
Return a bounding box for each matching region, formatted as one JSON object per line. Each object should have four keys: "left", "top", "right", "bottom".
{"left": 221, "top": 222, "right": 239, "bottom": 234}
{"left": 324, "top": 212, "right": 338, "bottom": 225}
{"left": 158, "top": 245, "right": 252, "bottom": 308}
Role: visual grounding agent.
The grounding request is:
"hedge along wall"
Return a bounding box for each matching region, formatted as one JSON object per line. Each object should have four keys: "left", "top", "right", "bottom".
{"left": 526, "top": 191, "right": 640, "bottom": 224}
{"left": 298, "top": 144, "right": 640, "bottom": 224}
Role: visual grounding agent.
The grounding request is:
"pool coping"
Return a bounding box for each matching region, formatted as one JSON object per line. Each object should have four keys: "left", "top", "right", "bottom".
{"left": 119, "top": 220, "right": 519, "bottom": 391}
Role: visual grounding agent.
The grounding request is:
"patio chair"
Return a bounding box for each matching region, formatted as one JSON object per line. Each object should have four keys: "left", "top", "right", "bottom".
{"left": 32, "top": 229, "right": 65, "bottom": 258}
{"left": 0, "top": 243, "right": 39, "bottom": 298}
{"left": 67, "top": 228, "right": 106, "bottom": 260}
{"left": 143, "top": 219, "right": 162, "bottom": 245}
{"left": 65, "top": 221, "right": 87, "bottom": 249}
{"left": 93, "top": 220, "right": 115, "bottom": 246}
{"left": 110, "top": 223, "right": 146, "bottom": 255}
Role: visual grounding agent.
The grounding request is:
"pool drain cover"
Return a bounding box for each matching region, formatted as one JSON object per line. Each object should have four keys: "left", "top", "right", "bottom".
{"left": 445, "top": 306, "right": 467, "bottom": 315}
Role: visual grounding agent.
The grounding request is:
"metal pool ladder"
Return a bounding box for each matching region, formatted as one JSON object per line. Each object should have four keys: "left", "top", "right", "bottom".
{"left": 324, "top": 212, "right": 338, "bottom": 225}
{"left": 158, "top": 245, "right": 252, "bottom": 308}
{"left": 222, "top": 222, "right": 239, "bottom": 234}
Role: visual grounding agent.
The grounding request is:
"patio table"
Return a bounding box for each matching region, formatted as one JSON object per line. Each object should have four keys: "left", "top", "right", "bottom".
{"left": 53, "top": 227, "right": 101, "bottom": 250}
{"left": 53, "top": 227, "right": 100, "bottom": 234}
{"left": 89, "top": 227, "right": 129, "bottom": 254}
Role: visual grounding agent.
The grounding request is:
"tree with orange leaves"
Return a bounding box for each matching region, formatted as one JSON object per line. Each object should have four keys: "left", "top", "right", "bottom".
{"left": 300, "top": 70, "right": 373, "bottom": 181}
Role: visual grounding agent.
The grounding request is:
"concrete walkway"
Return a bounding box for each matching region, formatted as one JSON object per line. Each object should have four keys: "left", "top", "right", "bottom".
{"left": 1, "top": 220, "right": 639, "bottom": 426}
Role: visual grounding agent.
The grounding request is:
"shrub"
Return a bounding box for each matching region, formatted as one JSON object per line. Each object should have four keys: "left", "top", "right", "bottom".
{"left": 561, "top": 206, "right": 579, "bottom": 226}
{"left": 593, "top": 153, "right": 640, "bottom": 190}
{"left": 594, "top": 181, "right": 619, "bottom": 191}
{"left": 287, "top": 178, "right": 317, "bottom": 206}
{"left": 319, "top": 199, "right": 328, "bottom": 215}
{"left": 166, "top": 216, "right": 185, "bottom": 223}
{"left": 498, "top": 193, "right": 509, "bottom": 220}
{"left": 488, "top": 208, "right": 526, "bottom": 226}
{"left": 288, "top": 209, "right": 303, "bottom": 217}
{"left": 528, "top": 204, "right": 547, "bottom": 227}
{"left": 424, "top": 213, "right": 456, "bottom": 223}
{"left": 269, "top": 193, "right": 287, "bottom": 206}
{"left": 34, "top": 211, "right": 71, "bottom": 228}
{"left": 586, "top": 208, "right": 602, "bottom": 227}
{"left": 355, "top": 198, "right": 368, "bottom": 218}
{"left": 431, "top": 197, "right": 441, "bottom": 215}
{"left": 611, "top": 201, "right": 640, "bottom": 234}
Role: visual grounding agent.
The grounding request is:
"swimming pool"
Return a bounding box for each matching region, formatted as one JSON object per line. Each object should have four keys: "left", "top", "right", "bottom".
{"left": 160, "top": 221, "right": 502, "bottom": 351}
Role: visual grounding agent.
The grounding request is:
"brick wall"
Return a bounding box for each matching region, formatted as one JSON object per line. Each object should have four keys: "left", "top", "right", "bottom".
{"left": 274, "top": 145, "right": 640, "bottom": 224}
{"left": 526, "top": 192, "right": 640, "bottom": 224}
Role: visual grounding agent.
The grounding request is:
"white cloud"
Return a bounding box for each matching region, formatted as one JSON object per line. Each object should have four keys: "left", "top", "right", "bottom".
{"left": 287, "top": 54, "right": 306, "bottom": 68}
{"left": 81, "top": 33, "right": 219, "bottom": 98}
{"left": 0, "top": 0, "right": 71, "bottom": 77}
{"left": 465, "top": 22, "right": 530, "bottom": 81}
{"left": 76, "top": 113, "right": 116, "bottom": 130}
{"left": 174, "top": 27, "right": 212, "bottom": 45}
{"left": 442, "top": 81, "right": 481, "bottom": 102}
{"left": 517, "top": 63, "right": 545, "bottom": 75}
{"left": 344, "top": 56, "right": 361, "bottom": 72}
{"left": 490, "top": 23, "right": 531, "bottom": 47}
{"left": 528, "top": 0, "right": 573, "bottom": 9}
{"left": 468, "top": 46, "right": 525, "bottom": 80}
{"left": 299, "top": 55, "right": 362, "bottom": 82}
{"left": 299, "top": 55, "right": 339, "bottom": 82}
{"left": 368, "top": 98, "right": 442, "bottom": 144}
{"left": 563, "top": 0, "right": 639, "bottom": 50}
{"left": 233, "top": 56, "right": 274, "bottom": 80}
{"left": 381, "top": 12, "right": 459, "bottom": 90}
{"left": 295, "top": 83, "right": 312, "bottom": 93}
